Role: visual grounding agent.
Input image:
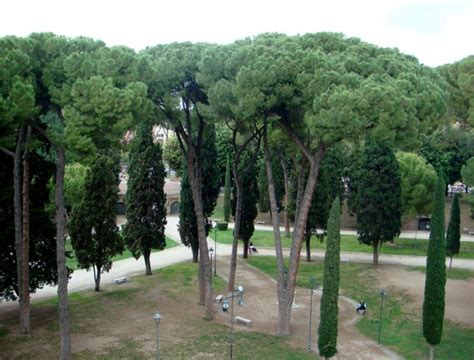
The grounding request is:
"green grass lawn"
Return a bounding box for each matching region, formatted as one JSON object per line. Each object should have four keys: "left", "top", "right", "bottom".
{"left": 407, "top": 266, "right": 474, "bottom": 280}
{"left": 210, "top": 229, "right": 474, "bottom": 259}
{"left": 65, "top": 236, "right": 179, "bottom": 270}
{"left": 248, "top": 256, "right": 474, "bottom": 360}
{"left": 1, "top": 262, "right": 317, "bottom": 359}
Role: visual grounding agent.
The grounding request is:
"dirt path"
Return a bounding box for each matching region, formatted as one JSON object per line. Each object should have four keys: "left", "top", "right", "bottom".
{"left": 376, "top": 266, "right": 474, "bottom": 328}
{"left": 213, "top": 256, "right": 402, "bottom": 360}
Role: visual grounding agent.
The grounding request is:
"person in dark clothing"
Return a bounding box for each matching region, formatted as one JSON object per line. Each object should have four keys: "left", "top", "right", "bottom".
{"left": 356, "top": 300, "right": 366, "bottom": 315}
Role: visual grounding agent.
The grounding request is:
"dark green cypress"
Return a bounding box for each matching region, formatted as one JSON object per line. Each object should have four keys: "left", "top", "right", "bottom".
{"left": 223, "top": 155, "right": 231, "bottom": 222}
{"left": 69, "top": 153, "right": 124, "bottom": 291}
{"left": 446, "top": 194, "right": 461, "bottom": 269}
{"left": 354, "top": 139, "right": 402, "bottom": 265}
{"left": 124, "top": 121, "right": 167, "bottom": 275}
{"left": 318, "top": 197, "right": 341, "bottom": 359}
{"left": 422, "top": 174, "right": 446, "bottom": 349}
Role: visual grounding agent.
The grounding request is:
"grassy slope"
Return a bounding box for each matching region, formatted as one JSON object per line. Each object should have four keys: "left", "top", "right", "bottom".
{"left": 248, "top": 256, "right": 474, "bottom": 360}
{"left": 210, "top": 229, "right": 474, "bottom": 259}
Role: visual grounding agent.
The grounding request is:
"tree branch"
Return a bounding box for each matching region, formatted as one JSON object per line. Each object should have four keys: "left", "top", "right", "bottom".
{"left": 1, "top": 148, "right": 14, "bottom": 157}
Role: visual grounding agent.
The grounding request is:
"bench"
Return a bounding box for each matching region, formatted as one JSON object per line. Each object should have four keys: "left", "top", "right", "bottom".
{"left": 235, "top": 316, "right": 252, "bottom": 327}
{"left": 112, "top": 277, "right": 129, "bottom": 285}
{"left": 256, "top": 221, "right": 266, "bottom": 225}
{"left": 215, "top": 294, "right": 224, "bottom": 303}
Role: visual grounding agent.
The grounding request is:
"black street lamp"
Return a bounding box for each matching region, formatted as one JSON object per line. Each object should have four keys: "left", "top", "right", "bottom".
{"left": 213, "top": 223, "right": 218, "bottom": 276}
{"left": 221, "top": 285, "right": 244, "bottom": 359}
{"left": 153, "top": 312, "right": 161, "bottom": 360}
{"left": 307, "top": 275, "right": 318, "bottom": 352}
{"left": 378, "top": 289, "right": 387, "bottom": 344}
{"left": 209, "top": 246, "right": 214, "bottom": 292}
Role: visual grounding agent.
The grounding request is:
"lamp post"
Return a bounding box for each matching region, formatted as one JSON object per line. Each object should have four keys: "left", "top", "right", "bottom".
{"left": 214, "top": 224, "right": 218, "bottom": 276}
{"left": 378, "top": 289, "right": 386, "bottom": 344}
{"left": 209, "top": 247, "right": 214, "bottom": 296}
{"left": 221, "top": 285, "right": 244, "bottom": 360}
{"left": 153, "top": 312, "right": 161, "bottom": 360}
{"left": 307, "top": 275, "right": 318, "bottom": 352}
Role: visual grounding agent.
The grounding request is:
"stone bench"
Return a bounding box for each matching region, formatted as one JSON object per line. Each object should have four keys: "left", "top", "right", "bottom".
{"left": 111, "top": 277, "right": 130, "bottom": 285}
{"left": 235, "top": 316, "right": 252, "bottom": 327}
{"left": 215, "top": 294, "right": 224, "bottom": 303}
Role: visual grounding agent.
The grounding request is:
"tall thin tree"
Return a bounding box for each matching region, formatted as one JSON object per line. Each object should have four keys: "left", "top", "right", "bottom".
{"left": 422, "top": 174, "right": 447, "bottom": 360}
{"left": 318, "top": 197, "right": 341, "bottom": 359}
{"left": 125, "top": 122, "right": 167, "bottom": 275}
{"left": 446, "top": 194, "right": 460, "bottom": 269}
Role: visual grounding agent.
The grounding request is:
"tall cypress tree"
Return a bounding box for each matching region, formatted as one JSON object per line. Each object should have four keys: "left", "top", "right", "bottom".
{"left": 124, "top": 122, "right": 167, "bottom": 275}
{"left": 223, "top": 155, "right": 231, "bottom": 222}
{"left": 422, "top": 174, "right": 446, "bottom": 358}
{"left": 318, "top": 197, "right": 341, "bottom": 359}
{"left": 354, "top": 139, "right": 402, "bottom": 265}
{"left": 231, "top": 155, "right": 259, "bottom": 258}
{"left": 69, "top": 154, "right": 124, "bottom": 291}
{"left": 446, "top": 194, "right": 461, "bottom": 269}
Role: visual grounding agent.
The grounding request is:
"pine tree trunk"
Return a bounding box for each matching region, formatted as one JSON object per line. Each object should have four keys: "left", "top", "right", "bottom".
{"left": 263, "top": 124, "right": 291, "bottom": 336}
{"left": 228, "top": 170, "right": 242, "bottom": 291}
{"left": 243, "top": 239, "right": 249, "bottom": 259}
{"left": 144, "top": 249, "right": 152, "bottom": 275}
{"left": 305, "top": 234, "right": 311, "bottom": 262}
{"left": 187, "top": 145, "right": 213, "bottom": 320}
{"left": 281, "top": 159, "right": 291, "bottom": 238}
{"left": 13, "top": 127, "right": 25, "bottom": 333}
{"left": 198, "top": 256, "right": 205, "bottom": 305}
{"left": 56, "top": 145, "right": 71, "bottom": 359}
{"left": 294, "top": 163, "right": 306, "bottom": 226}
{"left": 373, "top": 241, "right": 379, "bottom": 266}
{"left": 20, "top": 142, "right": 31, "bottom": 334}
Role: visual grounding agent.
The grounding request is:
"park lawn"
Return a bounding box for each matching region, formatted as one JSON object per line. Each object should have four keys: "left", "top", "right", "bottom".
{"left": 0, "top": 262, "right": 316, "bottom": 360}
{"left": 65, "top": 236, "right": 179, "bottom": 270}
{"left": 407, "top": 266, "right": 474, "bottom": 280}
{"left": 210, "top": 229, "right": 474, "bottom": 259}
{"left": 248, "top": 256, "right": 474, "bottom": 360}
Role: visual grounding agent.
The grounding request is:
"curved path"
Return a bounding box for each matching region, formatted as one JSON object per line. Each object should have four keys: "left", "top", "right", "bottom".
{"left": 1, "top": 215, "right": 473, "bottom": 309}
{"left": 2, "top": 215, "right": 472, "bottom": 358}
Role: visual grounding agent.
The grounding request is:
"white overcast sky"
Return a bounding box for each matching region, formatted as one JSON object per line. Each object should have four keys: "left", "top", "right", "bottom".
{"left": 1, "top": 0, "right": 473, "bottom": 67}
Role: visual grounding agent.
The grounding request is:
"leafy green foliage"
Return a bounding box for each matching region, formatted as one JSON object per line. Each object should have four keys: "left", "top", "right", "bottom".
{"left": 0, "top": 36, "right": 37, "bottom": 148}
{"left": 423, "top": 174, "right": 446, "bottom": 346}
{"left": 64, "top": 163, "right": 88, "bottom": 212}
{"left": 63, "top": 76, "right": 150, "bottom": 163}
{"left": 462, "top": 157, "right": 474, "bottom": 218}
{"left": 124, "top": 121, "right": 167, "bottom": 269}
{"left": 446, "top": 194, "right": 461, "bottom": 263}
{"left": 162, "top": 134, "right": 183, "bottom": 176}
{"left": 438, "top": 55, "right": 474, "bottom": 126}
{"left": 69, "top": 154, "right": 124, "bottom": 290}
{"left": 318, "top": 198, "right": 341, "bottom": 358}
{"left": 353, "top": 139, "right": 402, "bottom": 262}
{"left": 396, "top": 152, "right": 436, "bottom": 216}
{"left": 231, "top": 153, "right": 259, "bottom": 246}
{"left": 0, "top": 151, "right": 57, "bottom": 301}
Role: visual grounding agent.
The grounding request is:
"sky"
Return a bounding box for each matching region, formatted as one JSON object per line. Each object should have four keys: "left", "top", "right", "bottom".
{"left": 1, "top": 0, "right": 473, "bottom": 67}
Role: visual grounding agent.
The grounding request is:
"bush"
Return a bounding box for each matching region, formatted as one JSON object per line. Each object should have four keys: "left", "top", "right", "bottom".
{"left": 216, "top": 222, "right": 228, "bottom": 231}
